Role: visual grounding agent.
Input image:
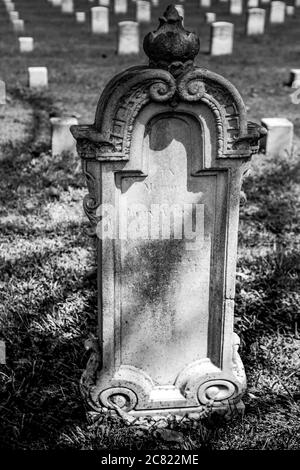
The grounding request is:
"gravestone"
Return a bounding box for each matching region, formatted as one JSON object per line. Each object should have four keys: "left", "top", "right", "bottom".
{"left": 246, "top": 8, "right": 266, "bottom": 35}
{"left": 50, "top": 117, "right": 78, "bottom": 156}
{"left": 210, "top": 22, "right": 234, "bottom": 56}
{"left": 19, "top": 37, "right": 34, "bottom": 52}
{"left": 261, "top": 118, "right": 293, "bottom": 158}
{"left": 136, "top": 1, "right": 151, "bottom": 23}
{"left": 270, "top": 1, "right": 285, "bottom": 23}
{"left": 247, "top": 0, "right": 258, "bottom": 7}
{"left": 5, "top": 2, "right": 14, "bottom": 12}
{"left": 115, "top": 0, "right": 128, "bottom": 14}
{"left": 289, "top": 69, "right": 300, "bottom": 88}
{"left": 261, "top": 0, "right": 270, "bottom": 3}
{"left": 295, "top": 0, "right": 300, "bottom": 6}
{"left": 62, "top": 0, "right": 74, "bottom": 14}
{"left": 205, "top": 12, "right": 216, "bottom": 23}
{"left": 200, "top": 0, "right": 211, "bottom": 8}
{"left": 99, "top": 0, "right": 110, "bottom": 6}
{"left": 91, "top": 6, "right": 109, "bottom": 34}
{"left": 286, "top": 5, "right": 295, "bottom": 15}
{"left": 76, "top": 11, "right": 86, "bottom": 23}
{"left": 9, "top": 11, "right": 19, "bottom": 21}
{"left": 230, "top": 0, "right": 243, "bottom": 15}
{"left": 12, "top": 19, "right": 24, "bottom": 33}
{"left": 28, "top": 67, "right": 48, "bottom": 89}
{"left": 71, "top": 6, "right": 263, "bottom": 423}
{"left": 52, "top": 0, "right": 62, "bottom": 6}
{"left": 0, "top": 81, "right": 6, "bottom": 105}
{"left": 118, "top": 21, "right": 139, "bottom": 55}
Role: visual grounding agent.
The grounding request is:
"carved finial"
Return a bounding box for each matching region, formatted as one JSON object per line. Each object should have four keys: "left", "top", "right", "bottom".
{"left": 143, "top": 5, "right": 200, "bottom": 75}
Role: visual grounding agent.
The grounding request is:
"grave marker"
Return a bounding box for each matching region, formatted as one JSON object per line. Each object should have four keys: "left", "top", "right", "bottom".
{"left": 91, "top": 6, "right": 109, "bottom": 34}
{"left": 210, "top": 22, "right": 234, "bottom": 56}
{"left": 261, "top": 118, "right": 293, "bottom": 158}
{"left": 118, "top": 21, "right": 139, "bottom": 55}
{"left": 246, "top": 8, "right": 266, "bottom": 35}
{"left": 19, "top": 37, "right": 34, "bottom": 52}
{"left": 136, "top": 1, "right": 151, "bottom": 23}
{"left": 76, "top": 12, "right": 86, "bottom": 23}
{"left": 230, "top": 0, "right": 243, "bottom": 14}
{"left": 71, "top": 5, "right": 264, "bottom": 423}
{"left": 12, "top": 19, "right": 24, "bottom": 33}
{"left": 28, "top": 67, "right": 48, "bottom": 90}
{"left": 200, "top": 0, "right": 211, "bottom": 8}
{"left": 115, "top": 0, "right": 128, "bottom": 14}
{"left": 270, "top": 1, "right": 285, "bottom": 23}
{"left": 205, "top": 12, "right": 216, "bottom": 23}
{"left": 62, "top": 0, "right": 74, "bottom": 13}
{"left": 286, "top": 5, "right": 295, "bottom": 15}
{"left": 50, "top": 117, "right": 78, "bottom": 157}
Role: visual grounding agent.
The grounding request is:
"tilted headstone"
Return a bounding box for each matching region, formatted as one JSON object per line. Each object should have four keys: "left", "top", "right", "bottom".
{"left": 71, "top": 6, "right": 264, "bottom": 424}
{"left": 246, "top": 8, "right": 266, "bottom": 35}
{"left": 19, "top": 37, "right": 34, "bottom": 52}
{"left": 261, "top": 118, "right": 293, "bottom": 158}
{"left": 12, "top": 19, "right": 24, "bottom": 33}
{"left": 118, "top": 21, "right": 139, "bottom": 55}
{"left": 28, "top": 67, "right": 48, "bottom": 90}
{"left": 205, "top": 12, "right": 216, "bottom": 23}
{"left": 76, "top": 12, "right": 86, "bottom": 23}
{"left": 0, "top": 81, "right": 6, "bottom": 105}
{"left": 50, "top": 117, "right": 78, "bottom": 156}
{"left": 230, "top": 0, "right": 243, "bottom": 14}
{"left": 61, "top": 0, "right": 74, "bottom": 14}
{"left": 247, "top": 0, "right": 259, "bottom": 7}
{"left": 289, "top": 69, "right": 300, "bottom": 88}
{"left": 210, "top": 22, "right": 234, "bottom": 56}
{"left": 136, "top": 1, "right": 151, "bottom": 23}
{"left": 270, "top": 1, "right": 285, "bottom": 23}
{"left": 115, "top": 0, "right": 128, "bottom": 14}
{"left": 200, "top": 0, "right": 211, "bottom": 8}
{"left": 91, "top": 7, "right": 109, "bottom": 34}
{"left": 286, "top": 5, "right": 295, "bottom": 15}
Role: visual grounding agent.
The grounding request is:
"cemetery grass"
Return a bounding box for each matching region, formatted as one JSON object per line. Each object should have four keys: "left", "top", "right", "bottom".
{"left": 0, "top": 0, "right": 300, "bottom": 450}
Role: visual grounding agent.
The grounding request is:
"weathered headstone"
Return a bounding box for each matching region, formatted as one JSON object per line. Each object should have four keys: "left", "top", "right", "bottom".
{"left": 76, "top": 11, "right": 86, "bottom": 23}
{"left": 294, "top": 0, "right": 300, "bottom": 7}
{"left": 286, "top": 5, "right": 295, "bottom": 15}
{"left": 91, "top": 6, "right": 109, "bottom": 34}
{"left": 115, "top": 0, "right": 128, "bottom": 14}
{"left": 136, "top": 1, "right": 151, "bottom": 23}
{"left": 246, "top": 8, "right": 266, "bottom": 35}
{"left": 12, "top": 19, "right": 24, "bottom": 33}
{"left": 270, "top": 1, "right": 285, "bottom": 23}
{"left": 9, "top": 11, "right": 19, "bottom": 21}
{"left": 99, "top": 0, "right": 110, "bottom": 6}
{"left": 118, "top": 21, "right": 139, "bottom": 55}
{"left": 205, "top": 12, "right": 216, "bottom": 23}
{"left": 61, "top": 0, "right": 74, "bottom": 14}
{"left": 261, "top": 118, "right": 293, "bottom": 157}
{"left": 247, "top": 0, "right": 259, "bottom": 7}
{"left": 52, "top": 0, "right": 62, "bottom": 6}
{"left": 230, "top": 0, "right": 243, "bottom": 15}
{"left": 71, "top": 5, "right": 263, "bottom": 423}
{"left": 19, "top": 37, "right": 34, "bottom": 52}
{"left": 0, "top": 81, "right": 6, "bottom": 105}
{"left": 200, "top": 0, "right": 211, "bottom": 8}
{"left": 50, "top": 117, "right": 78, "bottom": 156}
{"left": 289, "top": 69, "right": 300, "bottom": 88}
{"left": 5, "top": 2, "right": 15, "bottom": 12}
{"left": 28, "top": 67, "right": 48, "bottom": 90}
{"left": 210, "top": 22, "right": 234, "bottom": 56}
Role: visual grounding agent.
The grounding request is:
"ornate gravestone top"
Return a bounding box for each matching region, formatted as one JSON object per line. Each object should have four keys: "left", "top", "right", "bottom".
{"left": 71, "top": 6, "right": 265, "bottom": 425}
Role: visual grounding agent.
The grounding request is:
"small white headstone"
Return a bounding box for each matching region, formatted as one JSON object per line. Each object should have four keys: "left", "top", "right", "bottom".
{"left": 200, "top": 0, "right": 211, "bottom": 8}
{"left": 290, "top": 69, "right": 300, "bottom": 88}
{"left": 205, "top": 12, "right": 216, "bottom": 23}
{"left": 5, "top": 3, "right": 15, "bottom": 12}
{"left": 118, "top": 21, "right": 139, "bottom": 55}
{"left": 99, "top": 0, "right": 110, "bottom": 6}
{"left": 91, "top": 7, "right": 109, "bottom": 34}
{"left": 61, "top": 0, "right": 74, "bottom": 13}
{"left": 0, "top": 81, "right": 6, "bottom": 105}
{"left": 28, "top": 67, "right": 48, "bottom": 90}
{"left": 270, "top": 1, "right": 285, "bottom": 23}
{"left": 247, "top": 0, "right": 259, "bottom": 7}
{"left": 295, "top": 0, "right": 300, "bottom": 7}
{"left": 76, "top": 11, "right": 86, "bottom": 23}
{"left": 12, "top": 19, "right": 24, "bottom": 33}
{"left": 9, "top": 11, "right": 19, "bottom": 21}
{"left": 246, "top": 8, "right": 266, "bottom": 35}
{"left": 210, "top": 22, "right": 234, "bottom": 56}
{"left": 52, "top": 0, "right": 62, "bottom": 6}
{"left": 286, "top": 5, "right": 295, "bottom": 15}
{"left": 230, "top": 0, "right": 243, "bottom": 15}
{"left": 261, "top": 0, "right": 270, "bottom": 3}
{"left": 261, "top": 118, "right": 293, "bottom": 158}
{"left": 115, "top": 0, "right": 128, "bottom": 14}
{"left": 136, "top": 1, "right": 151, "bottom": 23}
{"left": 19, "top": 37, "right": 34, "bottom": 52}
{"left": 50, "top": 117, "right": 78, "bottom": 157}
{"left": 151, "top": 0, "right": 159, "bottom": 6}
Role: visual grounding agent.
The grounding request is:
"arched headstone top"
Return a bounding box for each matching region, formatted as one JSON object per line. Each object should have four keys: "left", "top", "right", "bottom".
{"left": 71, "top": 5, "right": 264, "bottom": 163}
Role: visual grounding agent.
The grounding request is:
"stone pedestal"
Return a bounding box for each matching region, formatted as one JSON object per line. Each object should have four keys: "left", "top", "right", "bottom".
{"left": 115, "top": 0, "right": 128, "bottom": 14}
{"left": 230, "top": 0, "right": 243, "bottom": 15}
{"left": 136, "top": 1, "right": 151, "bottom": 23}
{"left": 50, "top": 117, "right": 78, "bottom": 156}
{"left": 246, "top": 8, "right": 265, "bottom": 35}
{"left": 210, "top": 22, "right": 234, "bottom": 56}
{"left": 118, "top": 21, "right": 139, "bottom": 55}
{"left": 76, "top": 12, "right": 86, "bottom": 23}
{"left": 19, "top": 37, "right": 34, "bottom": 52}
{"left": 261, "top": 118, "right": 293, "bottom": 158}
{"left": 28, "top": 67, "right": 48, "bottom": 90}
{"left": 270, "top": 1, "right": 285, "bottom": 23}
{"left": 71, "top": 6, "right": 264, "bottom": 424}
{"left": 91, "top": 6, "right": 109, "bottom": 34}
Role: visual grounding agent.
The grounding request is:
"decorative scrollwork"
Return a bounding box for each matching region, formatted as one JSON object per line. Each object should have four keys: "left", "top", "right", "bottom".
{"left": 177, "top": 71, "right": 206, "bottom": 102}
{"left": 149, "top": 77, "right": 176, "bottom": 102}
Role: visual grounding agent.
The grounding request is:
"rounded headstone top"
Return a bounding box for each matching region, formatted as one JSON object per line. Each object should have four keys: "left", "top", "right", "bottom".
{"left": 143, "top": 5, "right": 200, "bottom": 72}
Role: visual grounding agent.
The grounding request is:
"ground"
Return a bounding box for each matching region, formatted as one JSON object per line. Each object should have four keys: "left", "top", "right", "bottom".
{"left": 0, "top": 0, "right": 299, "bottom": 450}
